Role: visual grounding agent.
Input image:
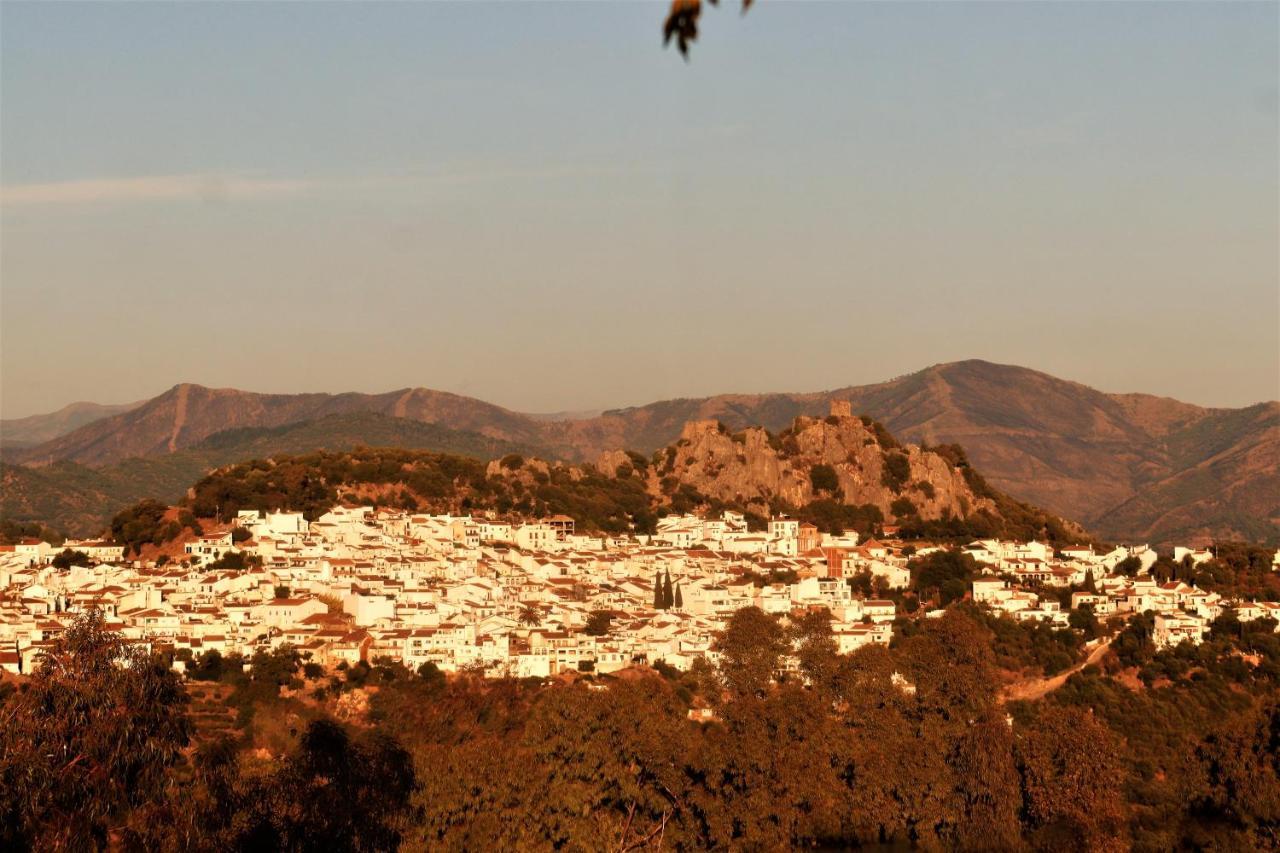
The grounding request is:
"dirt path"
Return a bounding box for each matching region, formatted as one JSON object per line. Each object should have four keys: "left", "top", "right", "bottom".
{"left": 1000, "top": 636, "right": 1113, "bottom": 703}
{"left": 167, "top": 382, "right": 191, "bottom": 452}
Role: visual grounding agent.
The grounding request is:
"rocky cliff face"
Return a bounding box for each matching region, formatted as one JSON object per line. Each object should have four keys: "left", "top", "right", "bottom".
{"left": 601, "top": 405, "right": 998, "bottom": 525}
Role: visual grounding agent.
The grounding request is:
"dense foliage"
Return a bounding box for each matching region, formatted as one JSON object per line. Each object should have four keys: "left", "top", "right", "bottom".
{"left": 7, "top": 600, "right": 1280, "bottom": 849}
{"left": 180, "top": 448, "right": 659, "bottom": 536}
{"left": 0, "top": 609, "right": 192, "bottom": 849}
{"left": 0, "top": 518, "right": 64, "bottom": 546}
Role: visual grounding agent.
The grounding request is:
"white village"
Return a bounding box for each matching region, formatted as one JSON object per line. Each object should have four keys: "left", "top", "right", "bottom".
{"left": 3, "top": 506, "right": 1278, "bottom": 680}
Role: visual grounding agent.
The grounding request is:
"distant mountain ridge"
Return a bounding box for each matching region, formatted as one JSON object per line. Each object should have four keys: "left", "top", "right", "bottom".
{"left": 2, "top": 361, "right": 1275, "bottom": 544}
{"left": 0, "top": 399, "right": 145, "bottom": 448}
{"left": 6, "top": 384, "right": 547, "bottom": 467}
{"left": 0, "top": 412, "right": 528, "bottom": 536}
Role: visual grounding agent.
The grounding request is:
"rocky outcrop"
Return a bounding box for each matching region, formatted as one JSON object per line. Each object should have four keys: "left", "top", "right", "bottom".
{"left": 636, "top": 403, "right": 996, "bottom": 523}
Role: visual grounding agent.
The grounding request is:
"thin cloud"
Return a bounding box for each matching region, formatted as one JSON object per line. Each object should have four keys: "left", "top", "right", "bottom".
{"left": 0, "top": 174, "right": 313, "bottom": 207}
{"left": 0, "top": 161, "right": 638, "bottom": 209}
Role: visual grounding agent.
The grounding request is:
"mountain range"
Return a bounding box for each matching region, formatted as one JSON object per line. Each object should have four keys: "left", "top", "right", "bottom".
{"left": 2, "top": 360, "right": 1275, "bottom": 544}
{"left": 0, "top": 399, "right": 145, "bottom": 449}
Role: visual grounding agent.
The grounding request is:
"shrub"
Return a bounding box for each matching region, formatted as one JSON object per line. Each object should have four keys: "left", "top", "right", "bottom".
{"left": 881, "top": 452, "right": 911, "bottom": 492}
{"left": 890, "top": 497, "right": 918, "bottom": 518}
{"left": 809, "top": 464, "right": 839, "bottom": 494}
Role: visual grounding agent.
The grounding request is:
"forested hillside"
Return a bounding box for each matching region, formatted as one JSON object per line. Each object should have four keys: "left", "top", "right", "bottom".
{"left": 6, "top": 599, "right": 1280, "bottom": 850}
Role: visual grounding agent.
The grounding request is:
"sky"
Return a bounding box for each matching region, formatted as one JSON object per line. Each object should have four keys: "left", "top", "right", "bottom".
{"left": 1, "top": 1, "right": 1277, "bottom": 419}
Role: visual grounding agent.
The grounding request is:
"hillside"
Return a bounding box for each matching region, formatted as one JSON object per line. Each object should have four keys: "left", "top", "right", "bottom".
{"left": 0, "top": 399, "right": 144, "bottom": 448}
{"left": 564, "top": 361, "right": 1277, "bottom": 545}
{"left": 7, "top": 383, "right": 548, "bottom": 468}
{"left": 0, "top": 413, "right": 531, "bottom": 536}
{"left": 1094, "top": 402, "right": 1279, "bottom": 544}
{"left": 5, "top": 361, "right": 1275, "bottom": 544}
{"left": 97, "top": 410, "right": 1083, "bottom": 556}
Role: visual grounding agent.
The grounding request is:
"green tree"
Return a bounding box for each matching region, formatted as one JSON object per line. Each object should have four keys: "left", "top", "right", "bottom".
{"left": 1115, "top": 555, "right": 1142, "bottom": 577}
{"left": 1016, "top": 705, "right": 1127, "bottom": 849}
{"left": 909, "top": 549, "right": 981, "bottom": 607}
{"left": 897, "top": 609, "right": 998, "bottom": 722}
{"left": 584, "top": 610, "right": 614, "bottom": 636}
{"left": 188, "top": 649, "right": 225, "bottom": 682}
{"left": 881, "top": 451, "right": 912, "bottom": 492}
{"left": 50, "top": 548, "right": 92, "bottom": 570}
{"left": 519, "top": 604, "right": 542, "bottom": 627}
{"left": 890, "top": 496, "right": 918, "bottom": 518}
{"left": 1195, "top": 701, "right": 1280, "bottom": 846}
{"left": 109, "top": 498, "right": 171, "bottom": 556}
{"left": 716, "top": 607, "right": 786, "bottom": 697}
{"left": 162, "top": 719, "right": 418, "bottom": 851}
{"left": 0, "top": 608, "right": 192, "bottom": 849}
{"left": 949, "top": 710, "right": 1024, "bottom": 850}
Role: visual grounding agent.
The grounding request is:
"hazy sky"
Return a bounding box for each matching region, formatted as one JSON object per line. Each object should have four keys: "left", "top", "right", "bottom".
{"left": 2, "top": 1, "right": 1277, "bottom": 419}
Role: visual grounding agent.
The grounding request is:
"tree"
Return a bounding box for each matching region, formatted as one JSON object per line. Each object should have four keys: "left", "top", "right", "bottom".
{"left": 716, "top": 607, "right": 786, "bottom": 697}
{"left": 1016, "top": 705, "right": 1127, "bottom": 849}
{"left": 673, "top": 582, "right": 684, "bottom": 610}
{"left": 416, "top": 661, "right": 447, "bottom": 695}
{"left": 0, "top": 608, "right": 191, "bottom": 849}
{"left": 520, "top": 681, "right": 691, "bottom": 848}
{"left": 1152, "top": 556, "right": 1177, "bottom": 583}
{"left": 584, "top": 610, "right": 614, "bottom": 637}
{"left": 274, "top": 584, "right": 291, "bottom": 599}
{"left": 890, "top": 497, "right": 918, "bottom": 518}
{"left": 1068, "top": 603, "right": 1101, "bottom": 639}
{"left": 162, "top": 719, "right": 418, "bottom": 851}
{"left": 949, "top": 710, "right": 1023, "bottom": 850}
{"left": 790, "top": 608, "right": 840, "bottom": 696}
{"left": 1195, "top": 701, "right": 1280, "bottom": 845}
{"left": 206, "top": 550, "right": 261, "bottom": 572}
{"left": 880, "top": 451, "right": 912, "bottom": 492}
{"left": 897, "top": 609, "right": 998, "bottom": 722}
{"left": 909, "top": 549, "right": 981, "bottom": 607}
{"left": 684, "top": 686, "right": 847, "bottom": 848}
{"left": 109, "top": 498, "right": 171, "bottom": 556}
{"left": 1115, "top": 555, "right": 1143, "bottom": 577}
{"left": 519, "top": 604, "right": 542, "bottom": 627}
{"left": 662, "top": 569, "right": 675, "bottom": 610}
{"left": 188, "top": 649, "right": 225, "bottom": 682}
{"left": 50, "top": 548, "right": 92, "bottom": 570}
